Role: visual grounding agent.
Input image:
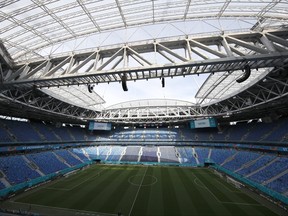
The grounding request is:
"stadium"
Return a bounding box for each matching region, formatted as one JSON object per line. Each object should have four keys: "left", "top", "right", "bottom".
{"left": 0, "top": 0, "right": 288, "bottom": 215}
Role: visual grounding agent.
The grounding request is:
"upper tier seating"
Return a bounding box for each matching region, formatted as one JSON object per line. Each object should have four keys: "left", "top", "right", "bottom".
{"left": 3, "top": 120, "right": 41, "bottom": 142}
{"left": 1, "top": 116, "right": 288, "bottom": 144}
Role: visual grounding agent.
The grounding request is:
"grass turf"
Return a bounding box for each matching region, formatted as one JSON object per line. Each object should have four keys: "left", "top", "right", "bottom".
{"left": 13, "top": 164, "right": 279, "bottom": 216}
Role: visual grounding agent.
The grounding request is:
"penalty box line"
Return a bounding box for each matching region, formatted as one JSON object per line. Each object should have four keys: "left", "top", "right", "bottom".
{"left": 192, "top": 173, "right": 261, "bottom": 206}
{"left": 46, "top": 169, "right": 105, "bottom": 191}
{"left": 10, "top": 200, "right": 118, "bottom": 216}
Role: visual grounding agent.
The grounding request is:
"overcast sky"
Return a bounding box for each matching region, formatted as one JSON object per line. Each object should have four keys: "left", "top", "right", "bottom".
{"left": 94, "top": 74, "right": 209, "bottom": 108}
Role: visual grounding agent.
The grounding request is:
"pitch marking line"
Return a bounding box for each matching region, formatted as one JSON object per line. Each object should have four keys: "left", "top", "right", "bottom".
{"left": 10, "top": 200, "right": 117, "bottom": 216}
{"left": 193, "top": 175, "right": 261, "bottom": 206}
{"left": 193, "top": 177, "right": 222, "bottom": 203}
{"left": 128, "top": 166, "right": 148, "bottom": 216}
{"left": 46, "top": 169, "right": 105, "bottom": 191}
{"left": 128, "top": 175, "right": 158, "bottom": 187}
{"left": 214, "top": 179, "right": 242, "bottom": 193}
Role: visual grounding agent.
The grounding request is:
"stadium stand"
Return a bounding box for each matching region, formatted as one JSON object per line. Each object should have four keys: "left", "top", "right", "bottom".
{"left": 237, "top": 154, "right": 276, "bottom": 177}
{"left": 0, "top": 124, "right": 12, "bottom": 143}
{"left": 194, "top": 147, "right": 210, "bottom": 164}
{"left": 26, "top": 151, "right": 68, "bottom": 175}
{"left": 266, "top": 173, "right": 288, "bottom": 194}
{"left": 0, "top": 117, "right": 288, "bottom": 202}
{"left": 210, "top": 148, "right": 237, "bottom": 165}
{"left": 121, "top": 146, "right": 141, "bottom": 162}
{"left": 159, "top": 146, "right": 179, "bottom": 163}
{"left": 98, "top": 146, "right": 111, "bottom": 160}
{"left": 70, "top": 148, "right": 90, "bottom": 162}
{"left": 221, "top": 150, "right": 261, "bottom": 172}
{"left": 140, "top": 146, "right": 158, "bottom": 162}
{"left": 248, "top": 157, "right": 288, "bottom": 184}
{"left": 1, "top": 117, "right": 288, "bottom": 144}
{"left": 30, "top": 122, "right": 60, "bottom": 141}
{"left": 0, "top": 181, "right": 6, "bottom": 190}
{"left": 0, "top": 155, "right": 40, "bottom": 185}
{"left": 176, "top": 147, "right": 197, "bottom": 165}
{"left": 106, "top": 146, "right": 125, "bottom": 161}
{"left": 82, "top": 146, "right": 98, "bottom": 159}
{"left": 2, "top": 120, "right": 41, "bottom": 142}
{"left": 55, "top": 149, "right": 82, "bottom": 166}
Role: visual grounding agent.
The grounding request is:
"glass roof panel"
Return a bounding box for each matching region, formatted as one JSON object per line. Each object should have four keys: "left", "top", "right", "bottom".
{"left": 40, "top": 85, "right": 105, "bottom": 111}
{"left": 1, "top": 0, "right": 286, "bottom": 110}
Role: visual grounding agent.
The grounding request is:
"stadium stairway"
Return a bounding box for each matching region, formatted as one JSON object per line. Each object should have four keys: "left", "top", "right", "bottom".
{"left": 262, "top": 168, "right": 288, "bottom": 186}
{"left": 0, "top": 175, "right": 11, "bottom": 188}
{"left": 118, "top": 147, "right": 127, "bottom": 161}
{"left": 284, "top": 189, "right": 288, "bottom": 197}
{"left": 0, "top": 122, "right": 17, "bottom": 142}
{"left": 157, "top": 147, "right": 161, "bottom": 163}
{"left": 49, "top": 127, "right": 62, "bottom": 142}
{"left": 245, "top": 157, "right": 279, "bottom": 178}
{"left": 220, "top": 152, "right": 238, "bottom": 166}
{"left": 192, "top": 148, "right": 199, "bottom": 165}
{"left": 52, "top": 151, "right": 71, "bottom": 167}
{"left": 138, "top": 147, "right": 143, "bottom": 162}
{"left": 66, "top": 128, "right": 76, "bottom": 141}
{"left": 208, "top": 148, "right": 212, "bottom": 159}
{"left": 175, "top": 148, "right": 181, "bottom": 163}
{"left": 261, "top": 119, "right": 288, "bottom": 142}
{"left": 235, "top": 154, "right": 264, "bottom": 173}
{"left": 30, "top": 124, "right": 46, "bottom": 141}
{"left": 68, "top": 149, "right": 84, "bottom": 163}
{"left": 22, "top": 155, "right": 45, "bottom": 177}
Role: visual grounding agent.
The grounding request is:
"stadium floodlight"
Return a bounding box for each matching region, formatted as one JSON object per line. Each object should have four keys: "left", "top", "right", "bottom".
{"left": 236, "top": 65, "right": 251, "bottom": 83}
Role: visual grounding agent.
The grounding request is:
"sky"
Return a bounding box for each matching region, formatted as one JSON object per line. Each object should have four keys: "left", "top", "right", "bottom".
{"left": 93, "top": 74, "right": 208, "bottom": 108}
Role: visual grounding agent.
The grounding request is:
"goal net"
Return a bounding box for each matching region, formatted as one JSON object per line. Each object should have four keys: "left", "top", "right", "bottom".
{"left": 226, "top": 176, "right": 243, "bottom": 189}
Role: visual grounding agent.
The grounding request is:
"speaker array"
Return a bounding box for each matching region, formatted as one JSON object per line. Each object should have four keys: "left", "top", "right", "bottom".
{"left": 236, "top": 65, "right": 251, "bottom": 83}
{"left": 121, "top": 75, "right": 128, "bottom": 91}
{"left": 87, "top": 84, "right": 94, "bottom": 93}
{"left": 161, "top": 77, "right": 165, "bottom": 88}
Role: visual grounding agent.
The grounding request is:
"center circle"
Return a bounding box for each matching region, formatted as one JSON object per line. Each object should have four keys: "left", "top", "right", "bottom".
{"left": 128, "top": 175, "right": 158, "bottom": 186}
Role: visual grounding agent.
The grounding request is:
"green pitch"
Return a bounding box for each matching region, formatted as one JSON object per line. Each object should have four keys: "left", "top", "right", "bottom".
{"left": 12, "top": 164, "right": 279, "bottom": 216}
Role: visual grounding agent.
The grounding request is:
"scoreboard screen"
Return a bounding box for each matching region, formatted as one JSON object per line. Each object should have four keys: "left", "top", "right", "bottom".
{"left": 190, "top": 118, "right": 217, "bottom": 129}
{"left": 88, "top": 121, "right": 112, "bottom": 131}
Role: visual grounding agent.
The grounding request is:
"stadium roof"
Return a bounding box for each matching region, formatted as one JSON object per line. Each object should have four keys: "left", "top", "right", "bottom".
{"left": 0, "top": 0, "right": 288, "bottom": 124}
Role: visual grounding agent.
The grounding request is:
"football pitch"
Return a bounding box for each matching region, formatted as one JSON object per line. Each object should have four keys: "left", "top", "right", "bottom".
{"left": 5, "top": 164, "right": 283, "bottom": 216}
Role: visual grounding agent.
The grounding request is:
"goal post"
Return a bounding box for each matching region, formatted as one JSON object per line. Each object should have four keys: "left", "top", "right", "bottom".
{"left": 226, "top": 176, "right": 243, "bottom": 189}
{"left": 213, "top": 169, "right": 243, "bottom": 189}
